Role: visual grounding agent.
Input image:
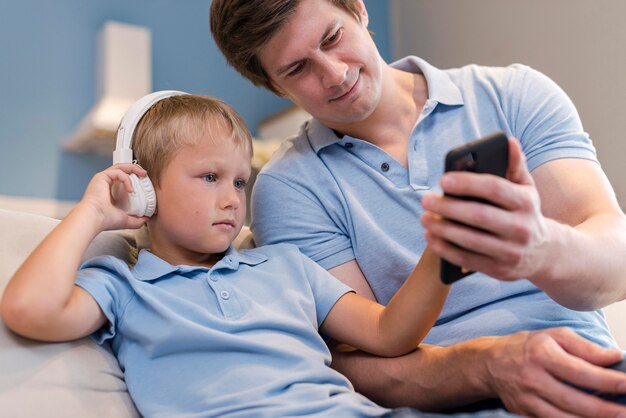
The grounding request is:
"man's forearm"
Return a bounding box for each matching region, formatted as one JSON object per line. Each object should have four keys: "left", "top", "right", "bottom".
{"left": 532, "top": 213, "right": 626, "bottom": 310}
{"left": 330, "top": 339, "right": 496, "bottom": 411}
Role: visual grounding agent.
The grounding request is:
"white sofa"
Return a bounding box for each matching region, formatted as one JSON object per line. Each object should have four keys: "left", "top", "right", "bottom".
{"left": 0, "top": 208, "right": 261, "bottom": 417}
{"left": 1, "top": 208, "right": 624, "bottom": 417}
{"left": 0, "top": 208, "right": 140, "bottom": 417}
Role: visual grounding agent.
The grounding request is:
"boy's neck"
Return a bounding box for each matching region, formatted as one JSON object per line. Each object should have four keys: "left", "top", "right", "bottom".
{"left": 148, "top": 243, "right": 222, "bottom": 269}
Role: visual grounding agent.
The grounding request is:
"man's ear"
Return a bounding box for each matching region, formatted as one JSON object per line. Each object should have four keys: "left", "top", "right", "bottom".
{"left": 355, "top": 0, "right": 369, "bottom": 27}
{"left": 269, "top": 81, "right": 288, "bottom": 98}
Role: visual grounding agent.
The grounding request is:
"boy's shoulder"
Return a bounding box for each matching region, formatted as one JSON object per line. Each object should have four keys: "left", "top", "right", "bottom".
{"left": 240, "top": 242, "right": 323, "bottom": 271}
{"left": 241, "top": 242, "right": 302, "bottom": 259}
{"left": 80, "top": 254, "right": 133, "bottom": 271}
{"left": 78, "top": 254, "right": 136, "bottom": 282}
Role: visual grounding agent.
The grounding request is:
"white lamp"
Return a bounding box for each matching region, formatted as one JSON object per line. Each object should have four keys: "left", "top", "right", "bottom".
{"left": 64, "top": 21, "right": 151, "bottom": 154}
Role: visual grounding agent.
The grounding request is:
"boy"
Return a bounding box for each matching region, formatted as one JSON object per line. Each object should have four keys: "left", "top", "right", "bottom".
{"left": 1, "top": 92, "right": 506, "bottom": 417}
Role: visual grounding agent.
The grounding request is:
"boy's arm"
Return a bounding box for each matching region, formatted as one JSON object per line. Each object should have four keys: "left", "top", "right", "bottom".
{"left": 0, "top": 164, "right": 149, "bottom": 342}
{"left": 320, "top": 247, "right": 447, "bottom": 357}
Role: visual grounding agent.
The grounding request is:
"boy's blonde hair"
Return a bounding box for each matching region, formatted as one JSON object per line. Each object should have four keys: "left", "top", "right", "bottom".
{"left": 132, "top": 94, "right": 253, "bottom": 187}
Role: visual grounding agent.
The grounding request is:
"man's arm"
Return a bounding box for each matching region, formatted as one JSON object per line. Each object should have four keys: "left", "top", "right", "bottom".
{"left": 0, "top": 164, "right": 148, "bottom": 341}
{"left": 421, "top": 138, "right": 626, "bottom": 310}
{"left": 328, "top": 259, "right": 626, "bottom": 416}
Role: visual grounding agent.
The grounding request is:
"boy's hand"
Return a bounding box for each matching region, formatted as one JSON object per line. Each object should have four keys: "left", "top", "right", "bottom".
{"left": 79, "top": 164, "right": 151, "bottom": 231}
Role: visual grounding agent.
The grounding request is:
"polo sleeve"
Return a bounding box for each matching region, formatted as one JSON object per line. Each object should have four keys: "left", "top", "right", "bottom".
{"left": 297, "top": 251, "right": 354, "bottom": 326}
{"left": 75, "top": 256, "right": 134, "bottom": 344}
{"left": 251, "top": 171, "right": 355, "bottom": 270}
{"left": 504, "top": 64, "right": 598, "bottom": 171}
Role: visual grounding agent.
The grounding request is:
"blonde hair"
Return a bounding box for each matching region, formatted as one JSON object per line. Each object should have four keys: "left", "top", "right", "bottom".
{"left": 132, "top": 94, "right": 252, "bottom": 187}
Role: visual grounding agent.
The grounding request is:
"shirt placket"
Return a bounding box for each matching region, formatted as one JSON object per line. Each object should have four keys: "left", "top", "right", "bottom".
{"left": 206, "top": 268, "right": 244, "bottom": 320}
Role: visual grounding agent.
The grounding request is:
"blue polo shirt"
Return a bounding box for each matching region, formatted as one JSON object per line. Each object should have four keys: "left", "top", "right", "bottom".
{"left": 75, "top": 244, "right": 393, "bottom": 418}
{"left": 251, "top": 56, "right": 617, "bottom": 348}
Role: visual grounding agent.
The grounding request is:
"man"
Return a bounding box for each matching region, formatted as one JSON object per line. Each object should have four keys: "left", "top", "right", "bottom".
{"left": 210, "top": 0, "right": 626, "bottom": 416}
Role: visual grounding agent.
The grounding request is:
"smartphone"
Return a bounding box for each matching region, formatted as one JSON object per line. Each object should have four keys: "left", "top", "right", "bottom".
{"left": 440, "top": 131, "right": 509, "bottom": 284}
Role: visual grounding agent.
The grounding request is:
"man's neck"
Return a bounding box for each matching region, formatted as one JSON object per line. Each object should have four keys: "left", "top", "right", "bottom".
{"left": 330, "top": 66, "right": 428, "bottom": 166}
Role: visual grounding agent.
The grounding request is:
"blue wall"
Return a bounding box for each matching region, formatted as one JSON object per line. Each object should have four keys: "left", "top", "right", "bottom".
{"left": 0, "top": 0, "right": 390, "bottom": 202}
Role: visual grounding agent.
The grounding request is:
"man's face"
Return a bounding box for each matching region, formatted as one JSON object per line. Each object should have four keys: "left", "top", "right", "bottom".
{"left": 149, "top": 127, "right": 251, "bottom": 266}
{"left": 258, "top": 0, "right": 384, "bottom": 130}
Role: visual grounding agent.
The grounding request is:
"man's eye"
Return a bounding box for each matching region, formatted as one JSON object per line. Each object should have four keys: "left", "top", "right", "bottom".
{"left": 203, "top": 174, "right": 216, "bottom": 182}
{"left": 287, "top": 62, "right": 305, "bottom": 77}
{"left": 323, "top": 28, "right": 342, "bottom": 47}
{"left": 234, "top": 179, "right": 247, "bottom": 190}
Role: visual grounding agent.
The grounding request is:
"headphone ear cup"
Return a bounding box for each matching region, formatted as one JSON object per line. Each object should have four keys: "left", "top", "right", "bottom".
{"left": 139, "top": 175, "right": 157, "bottom": 217}
{"left": 127, "top": 174, "right": 157, "bottom": 217}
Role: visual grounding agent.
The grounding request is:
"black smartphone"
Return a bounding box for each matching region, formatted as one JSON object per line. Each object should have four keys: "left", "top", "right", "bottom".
{"left": 440, "top": 131, "right": 509, "bottom": 284}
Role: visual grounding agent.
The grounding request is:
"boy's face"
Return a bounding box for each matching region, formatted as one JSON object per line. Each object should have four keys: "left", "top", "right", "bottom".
{"left": 257, "top": 0, "right": 383, "bottom": 130}
{"left": 149, "top": 128, "right": 251, "bottom": 266}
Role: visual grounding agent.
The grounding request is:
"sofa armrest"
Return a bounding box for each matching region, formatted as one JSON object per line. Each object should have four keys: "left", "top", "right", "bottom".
{"left": 0, "top": 209, "right": 140, "bottom": 417}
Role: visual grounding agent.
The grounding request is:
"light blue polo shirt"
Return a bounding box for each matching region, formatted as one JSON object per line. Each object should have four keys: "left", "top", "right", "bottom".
{"left": 251, "top": 56, "right": 617, "bottom": 349}
{"left": 75, "top": 244, "right": 393, "bottom": 418}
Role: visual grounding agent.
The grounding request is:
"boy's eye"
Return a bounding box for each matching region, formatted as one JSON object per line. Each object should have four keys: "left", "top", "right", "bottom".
{"left": 202, "top": 174, "right": 216, "bottom": 183}
{"left": 234, "top": 179, "right": 247, "bottom": 190}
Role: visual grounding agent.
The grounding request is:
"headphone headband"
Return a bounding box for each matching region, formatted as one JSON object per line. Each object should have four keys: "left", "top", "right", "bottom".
{"left": 113, "top": 90, "right": 189, "bottom": 164}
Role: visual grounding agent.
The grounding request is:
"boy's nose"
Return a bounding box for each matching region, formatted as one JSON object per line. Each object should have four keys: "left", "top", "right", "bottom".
{"left": 220, "top": 187, "right": 241, "bottom": 210}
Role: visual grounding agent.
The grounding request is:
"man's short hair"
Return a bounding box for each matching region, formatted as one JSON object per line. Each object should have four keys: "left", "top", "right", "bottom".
{"left": 133, "top": 94, "right": 252, "bottom": 187}
{"left": 210, "top": 0, "right": 363, "bottom": 95}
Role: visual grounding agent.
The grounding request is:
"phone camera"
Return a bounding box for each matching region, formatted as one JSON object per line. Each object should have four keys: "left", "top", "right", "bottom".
{"left": 453, "top": 153, "right": 476, "bottom": 171}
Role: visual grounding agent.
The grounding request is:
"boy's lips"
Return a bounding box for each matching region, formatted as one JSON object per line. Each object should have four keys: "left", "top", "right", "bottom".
{"left": 213, "top": 219, "right": 236, "bottom": 228}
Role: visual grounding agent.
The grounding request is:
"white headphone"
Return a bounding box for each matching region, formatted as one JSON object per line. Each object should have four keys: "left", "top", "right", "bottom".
{"left": 112, "top": 90, "right": 189, "bottom": 217}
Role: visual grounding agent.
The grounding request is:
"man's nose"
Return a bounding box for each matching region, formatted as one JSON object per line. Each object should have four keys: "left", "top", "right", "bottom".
{"left": 319, "top": 55, "right": 348, "bottom": 89}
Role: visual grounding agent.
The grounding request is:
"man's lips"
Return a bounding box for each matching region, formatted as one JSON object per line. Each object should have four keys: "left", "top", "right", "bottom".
{"left": 330, "top": 73, "right": 360, "bottom": 102}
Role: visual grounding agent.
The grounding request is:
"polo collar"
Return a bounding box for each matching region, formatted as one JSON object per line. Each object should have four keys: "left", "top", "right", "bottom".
{"left": 391, "top": 56, "right": 464, "bottom": 107}
{"left": 133, "top": 247, "right": 268, "bottom": 281}
{"left": 306, "top": 56, "right": 464, "bottom": 154}
{"left": 306, "top": 119, "right": 343, "bottom": 155}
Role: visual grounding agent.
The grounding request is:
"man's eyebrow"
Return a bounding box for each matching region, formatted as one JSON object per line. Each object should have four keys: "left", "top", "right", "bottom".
{"left": 275, "top": 19, "right": 340, "bottom": 76}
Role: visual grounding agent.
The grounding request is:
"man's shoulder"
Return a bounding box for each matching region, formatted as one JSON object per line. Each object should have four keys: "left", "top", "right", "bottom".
{"left": 445, "top": 62, "right": 534, "bottom": 88}
{"left": 395, "top": 55, "right": 534, "bottom": 91}
{"left": 258, "top": 123, "right": 328, "bottom": 182}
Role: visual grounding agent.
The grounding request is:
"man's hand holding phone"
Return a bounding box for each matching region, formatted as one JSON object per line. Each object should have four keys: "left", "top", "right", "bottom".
{"left": 421, "top": 132, "right": 550, "bottom": 284}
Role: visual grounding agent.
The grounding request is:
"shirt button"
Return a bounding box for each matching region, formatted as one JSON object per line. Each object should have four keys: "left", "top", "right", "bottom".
{"left": 381, "top": 162, "right": 390, "bottom": 172}
{"left": 220, "top": 290, "right": 230, "bottom": 300}
{"left": 345, "top": 142, "right": 353, "bottom": 149}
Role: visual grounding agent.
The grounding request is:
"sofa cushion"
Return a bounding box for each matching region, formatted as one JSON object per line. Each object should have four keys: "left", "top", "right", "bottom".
{"left": 0, "top": 209, "right": 140, "bottom": 417}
